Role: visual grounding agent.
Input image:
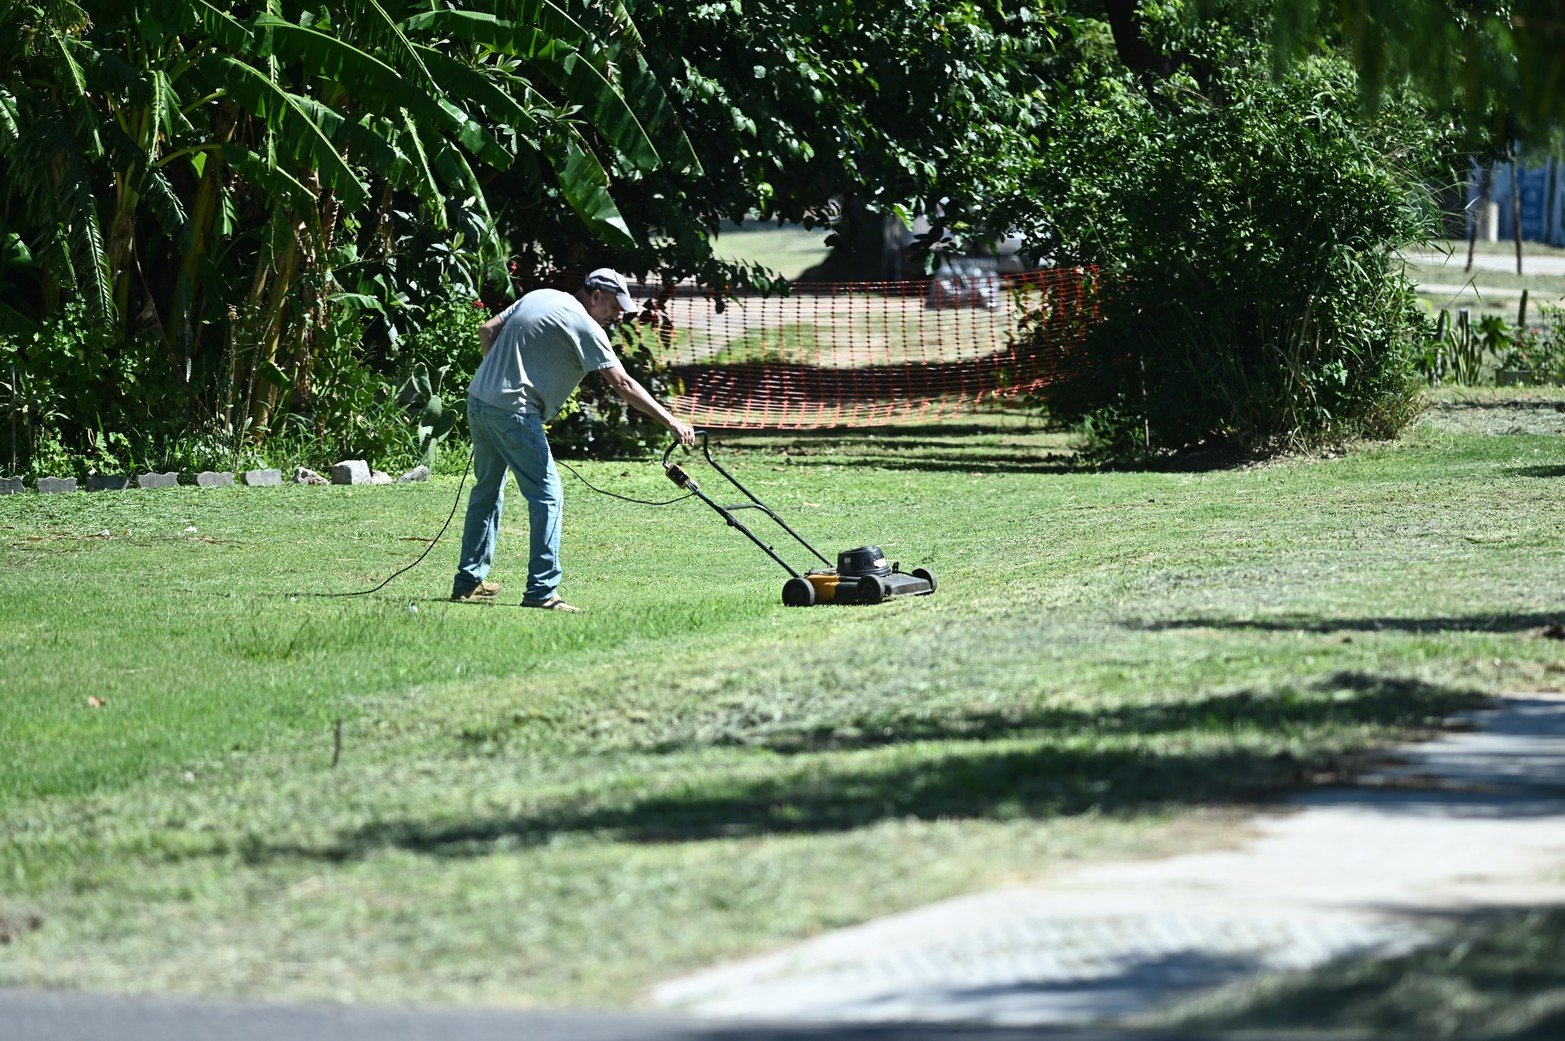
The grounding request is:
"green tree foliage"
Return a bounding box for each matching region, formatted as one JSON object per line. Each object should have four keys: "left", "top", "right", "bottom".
{"left": 610, "top": 0, "right": 1071, "bottom": 282}
{"left": 3, "top": 0, "right": 1518, "bottom": 471}
{"left": 0, "top": 0, "right": 694, "bottom": 467}
{"left": 1265, "top": 0, "right": 1565, "bottom": 129}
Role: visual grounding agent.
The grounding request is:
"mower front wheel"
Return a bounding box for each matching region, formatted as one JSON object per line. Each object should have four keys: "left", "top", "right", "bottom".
{"left": 912, "top": 567, "right": 938, "bottom": 594}
{"left": 782, "top": 577, "right": 816, "bottom": 607}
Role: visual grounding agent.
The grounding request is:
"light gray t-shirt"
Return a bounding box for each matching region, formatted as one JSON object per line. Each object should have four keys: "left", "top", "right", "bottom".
{"left": 467, "top": 289, "right": 619, "bottom": 417}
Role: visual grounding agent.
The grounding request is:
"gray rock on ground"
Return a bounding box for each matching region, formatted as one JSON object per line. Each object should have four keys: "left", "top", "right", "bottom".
{"left": 195, "top": 471, "right": 234, "bottom": 488}
{"left": 0, "top": 476, "right": 26, "bottom": 494}
{"left": 294, "top": 467, "right": 328, "bottom": 486}
{"left": 331, "top": 460, "right": 371, "bottom": 485}
{"left": 397, "top": 465, "right": 430, "bottom": 483}
{"left": 370, "top": 470, "right": 393, "bottom": 485}
{"left": 87, "top": 474, "right": 131, "bottom": 491}
{"left": 137, "top": 472, "right": 180, "bottom": 489}
{"left": 243, "top": 469, "right": 284, "bottom": 487}
{"left": 36, "top": 477, "right": 78, "bottom": 494}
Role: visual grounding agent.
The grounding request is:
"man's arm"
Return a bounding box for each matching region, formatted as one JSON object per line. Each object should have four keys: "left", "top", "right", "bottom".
{"left": 594, "top": 364, "right": 696, "bottom": 447}
{"left": 478, "top": 313, "right": 505, "bottom": 357}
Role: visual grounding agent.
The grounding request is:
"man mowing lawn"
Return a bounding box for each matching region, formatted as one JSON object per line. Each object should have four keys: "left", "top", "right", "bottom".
{"left": 453, "top": 269, "right": 697, "bottom": 611}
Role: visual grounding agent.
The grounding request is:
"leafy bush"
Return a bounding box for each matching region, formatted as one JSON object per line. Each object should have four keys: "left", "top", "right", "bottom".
{"left": 0, "top": 302, "right": 184, "bottom": 476}
{"left": 274, "top": 285, "right": 488, "bottom": 472}
{"left": 1025, "top": 57, "right": 1440, "bottom": 463}
{"left": 1496, "top": 303, "right": 1565, "bottom": 385}
{"left": 1418, "top": 309, "right": 1511, "bottom": 386}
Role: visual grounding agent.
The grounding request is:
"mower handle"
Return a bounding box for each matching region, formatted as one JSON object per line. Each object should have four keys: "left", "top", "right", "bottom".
{"left": 660, "top": 427, "right": 834, "bottom": 575}
{"left": 662, "top": 429, "right": 711, "bottom": 468}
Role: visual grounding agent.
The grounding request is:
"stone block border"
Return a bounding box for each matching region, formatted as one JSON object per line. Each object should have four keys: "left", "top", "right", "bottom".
{"left": 3, "top": 464, "right": 437, "bottom": 494}
{"left": 331, "top": 460, "right": 371, "bottom": 485}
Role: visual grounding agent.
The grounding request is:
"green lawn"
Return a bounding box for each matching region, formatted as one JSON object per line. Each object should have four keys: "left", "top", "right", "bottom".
{"left": 3, "top": 402, "right": 1564, "bottom": 1015}
{"left": 711, "top": 221, "right": 833, "bottom": 280}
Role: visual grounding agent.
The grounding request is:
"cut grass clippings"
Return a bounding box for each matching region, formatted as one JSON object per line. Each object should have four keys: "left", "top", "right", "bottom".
{"left": 2, "top": 401, "right": 1565, "bottom": 1014}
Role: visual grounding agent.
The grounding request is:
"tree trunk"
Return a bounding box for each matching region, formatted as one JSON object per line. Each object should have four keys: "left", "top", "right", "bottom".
{"left": 1100, "top": 0, "right": 1190, "bottom": 88}
{"left": 1466, "top": 165, "right": 1491, "bottom": 274}
{"left": 1511, "top": 153, "right": 1523, "bottom": 275}
{"left": 176, "top": 103, "right": 239, "bottom": 393}
{"left": 246, "top": 228, "right": 304, "bottom": 436}
{"left": 249, "top": 170, "right": 323, "bottom": 437}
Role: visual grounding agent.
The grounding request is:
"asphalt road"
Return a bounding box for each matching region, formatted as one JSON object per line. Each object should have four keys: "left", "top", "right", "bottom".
{"left": 0, "top": 989, "right": 1205, "bottom": 1041}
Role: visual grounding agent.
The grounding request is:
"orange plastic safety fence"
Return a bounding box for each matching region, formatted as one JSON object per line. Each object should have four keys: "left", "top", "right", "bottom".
{"left": 537, "top": 267, "right": 1099, "bottom": 429}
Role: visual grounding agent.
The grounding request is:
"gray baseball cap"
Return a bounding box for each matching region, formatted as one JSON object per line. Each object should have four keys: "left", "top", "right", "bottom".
{"left": 582, "top": 268, "right": 637, "bottom": 313}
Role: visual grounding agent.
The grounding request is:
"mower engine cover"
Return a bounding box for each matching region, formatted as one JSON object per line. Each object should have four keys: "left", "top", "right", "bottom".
{"left": 837, "top": 545, "right": 890, "bottom": 578}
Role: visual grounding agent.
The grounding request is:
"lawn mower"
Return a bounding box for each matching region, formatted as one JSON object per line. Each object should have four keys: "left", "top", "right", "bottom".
{"left": 663, "top": 432, "right": 937, "bottom": 607}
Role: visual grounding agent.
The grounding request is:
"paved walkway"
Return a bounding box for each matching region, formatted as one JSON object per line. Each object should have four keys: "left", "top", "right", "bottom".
{"left": 1416, "top": 282, "right": 1535, "bottom": 302}
{"left": 0, "top": 988, "right": 1196, "bottom": 1041}
{"left": 1404, "top": 251, "right": 1565, "bottom": 276}
{"left": 653, "top": 695, "right": 1565, "bottom": 1027}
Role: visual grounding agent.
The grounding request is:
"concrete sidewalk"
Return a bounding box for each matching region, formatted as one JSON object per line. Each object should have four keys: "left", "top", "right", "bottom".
{"left": 1416, "top": 282, "right": 1537, "bottom": 302}
{"left": 1404, "top": 251, "right": 1565, "bottom": 276}
{"left": 654, "top": 695, "right": 1565, "bottom": 1027}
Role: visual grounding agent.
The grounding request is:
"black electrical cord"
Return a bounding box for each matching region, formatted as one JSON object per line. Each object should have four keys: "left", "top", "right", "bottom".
{"left": 555, "top": 457, "right": 694, "bottom": 506}
{"left": 305, "top": 447, "right": 690, "bottom": 598}
{"left": 307, "top": 450, "right": 474, "bottom": 598}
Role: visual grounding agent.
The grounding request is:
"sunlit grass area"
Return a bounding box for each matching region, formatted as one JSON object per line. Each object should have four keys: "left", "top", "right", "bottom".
{"left": 711, "top": 221, "right": 833, "bottom": 280}
{"left": 3, "top": 400, "right": 1565, "bottom": 1014}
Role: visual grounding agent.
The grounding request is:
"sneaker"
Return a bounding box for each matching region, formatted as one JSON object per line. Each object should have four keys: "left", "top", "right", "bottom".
{"left": 451, "top": 580, "right": 501, "bottom": 603}
{"left": 520, "top": 595, "right": 582, "bottom": 613}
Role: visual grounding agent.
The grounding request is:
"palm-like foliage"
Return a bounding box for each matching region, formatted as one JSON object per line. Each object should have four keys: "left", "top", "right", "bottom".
{"left": 0, "top": 0, "right": 695, "bottom": 445}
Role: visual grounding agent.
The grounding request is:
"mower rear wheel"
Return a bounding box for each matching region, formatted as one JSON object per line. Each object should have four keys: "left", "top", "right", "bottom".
{"left": 858, "top": 576, "right": 886, "bottom": 605}
{"left": 782, "top": 577, "right": 816, "bottom": 607}
{"left": 912, "top": 567, "right": 938, "bottom": 594}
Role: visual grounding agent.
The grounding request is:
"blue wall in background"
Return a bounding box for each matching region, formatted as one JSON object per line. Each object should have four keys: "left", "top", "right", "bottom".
{"left": 1472, "top": 160, "right": 1565, "bottom": 246}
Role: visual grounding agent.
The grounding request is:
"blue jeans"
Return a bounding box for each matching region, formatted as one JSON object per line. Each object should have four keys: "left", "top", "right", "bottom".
{"left": 454, "top": 399, "right": 563, "bottom": 602}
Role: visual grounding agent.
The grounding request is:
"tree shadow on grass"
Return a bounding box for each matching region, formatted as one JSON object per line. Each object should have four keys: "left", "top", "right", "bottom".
{"left": 649, "top": 671, "right": 1482, "bottom": 756}
{"left": 774, "top": 450, "right": 1078, "bottom": 475}
{"left": 698, "top": 428, "right": 1077, "bottom": 476}
{"left": 1436, "top": 399, "right": 1565, "bottom": 412}
{"left": 1131, "top": 612, "right": 1565, "bottom": 636}
{"left": 242, "top": 672, "right": 1487, "bottom": 866}
{"left": 1504, "top": 464, "right": 1565, "bottom": 479}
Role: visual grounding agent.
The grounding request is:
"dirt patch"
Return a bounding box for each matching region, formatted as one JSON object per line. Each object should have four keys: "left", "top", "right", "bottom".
{"left": 1421, "top": 399, "right": 1565, "bottom": 436}
{"left": 0, "top": 914, "right": 43, "bottom": 944}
